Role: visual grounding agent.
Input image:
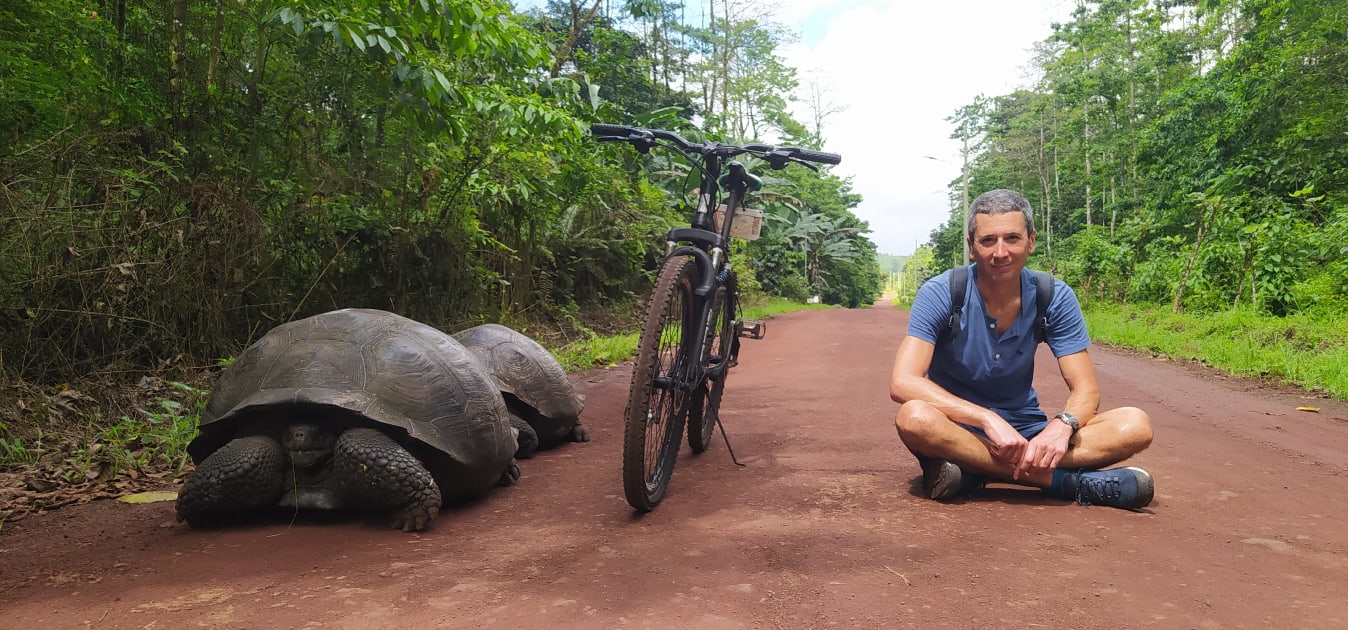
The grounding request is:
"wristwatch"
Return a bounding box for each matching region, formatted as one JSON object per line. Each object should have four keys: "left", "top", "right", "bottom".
{"left": 1053, "top": 412, "right": 1080, "bottom": 433}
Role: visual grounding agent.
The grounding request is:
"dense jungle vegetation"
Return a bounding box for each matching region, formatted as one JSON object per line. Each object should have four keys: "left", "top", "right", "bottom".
{"left": 0, "top": 0, "right": 880, "bottom": 391}
{"left": 894, "top": 0, "right": 1347, "bottom": 399}
{"left": 900, "top": 0, "right": 1346, "bottom": 319}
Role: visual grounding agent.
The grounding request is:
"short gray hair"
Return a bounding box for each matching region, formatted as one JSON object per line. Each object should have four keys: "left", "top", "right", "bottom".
{"left": 966, "top": 189, "right": 1035, "bottom": 241}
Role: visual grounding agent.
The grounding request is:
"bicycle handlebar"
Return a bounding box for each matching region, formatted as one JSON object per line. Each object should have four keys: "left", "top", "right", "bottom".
{"left": 590, "top": 123, "right": 842, "bottom": 166}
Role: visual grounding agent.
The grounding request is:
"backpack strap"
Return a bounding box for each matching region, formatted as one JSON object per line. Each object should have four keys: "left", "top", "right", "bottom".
{"left": 942, "top": 264, "right": 972, "bottom": 340}
{"left": 1033, "top": 270, "right": 1055, "bottom": 344}
{"left": 943, "top": 265, "right": 1055, "bottom": 344}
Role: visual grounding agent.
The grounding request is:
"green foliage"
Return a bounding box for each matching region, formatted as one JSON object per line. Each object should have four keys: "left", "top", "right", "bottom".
{"left": 894, "top": 246, "right": 938, "bottom": 304}
{"left": 742, "top": 297, "right": 830, "bottom": 318}
{"left": 1086, "top": 305, "right": 1348, "bottom": 400}
{"left": 0, "top": 381, "right": 203, "bottom": 476}
{"left": 1054, "top": 225, "right": 1131, "bottom": 306}
{"left": 748, "top": 158, "right": 876, "bottom": 306}
{"left": 1, "top": 0, "right": 881, "bottom": 403}
{"left": 0, "top": 422, "right": 41, "bottom": 466}
{"left": 919, "top": 0, "right": 1346, "bottom": 332}
{"left": 877, "top": 254, "right": 909, "bottom": 274}
{"left": 554, "top": 332, "right": 641, "bottom": 372}
{"left": 91, "top": 381, "right": 203, "bottom": 475}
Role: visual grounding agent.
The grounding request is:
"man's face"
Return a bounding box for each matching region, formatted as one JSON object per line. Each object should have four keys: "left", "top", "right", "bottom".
{"left": 969, "top": 212, "right": 1036, "bottom": 281}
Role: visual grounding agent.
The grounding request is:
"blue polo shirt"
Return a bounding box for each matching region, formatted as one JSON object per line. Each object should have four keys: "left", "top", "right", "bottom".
{"left": 907, "top": 265, "right": 1090, "bottom": 414}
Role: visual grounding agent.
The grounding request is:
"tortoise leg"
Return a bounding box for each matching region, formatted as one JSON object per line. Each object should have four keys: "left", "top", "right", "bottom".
{"left": 176, "top": 435, "right": 288, "bottom": 528}
{"left": 497, "top": 458, "right": 521, "bottom": 487}
{"left": 568, "top": 422, "right": 590, "bottom": 443}
{"left": 330, "top": 427, "right": 442, "bottom": 532}
{"left": 508, "top": 412, "right": 540, "bottom": 459}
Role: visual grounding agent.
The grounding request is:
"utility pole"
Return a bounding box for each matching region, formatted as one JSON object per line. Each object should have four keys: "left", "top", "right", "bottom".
{"left": 925, "top": 148, "right": 973, "bottom": 267}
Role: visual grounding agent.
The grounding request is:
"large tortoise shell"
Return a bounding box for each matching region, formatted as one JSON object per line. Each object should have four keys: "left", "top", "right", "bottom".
{"left": 186, "top": 309, "right": 515, "bottom": 501}
{"left": 452, "top": 323, "right": 584, "bottom": 438}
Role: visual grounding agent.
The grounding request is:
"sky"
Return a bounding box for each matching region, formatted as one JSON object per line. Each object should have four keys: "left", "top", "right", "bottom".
{"left": 770, "top": 0, "right": 1077, "bottom": 255}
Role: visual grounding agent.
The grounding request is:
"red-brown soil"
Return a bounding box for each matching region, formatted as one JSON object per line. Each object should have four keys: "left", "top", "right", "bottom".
{"left": 3, "top": 300, "right": 1347, "bottom": 628}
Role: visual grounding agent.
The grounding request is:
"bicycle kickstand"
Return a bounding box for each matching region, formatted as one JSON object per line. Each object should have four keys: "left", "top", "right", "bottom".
{"left": 715, "top": 414, "right": 745, "bottom": 467}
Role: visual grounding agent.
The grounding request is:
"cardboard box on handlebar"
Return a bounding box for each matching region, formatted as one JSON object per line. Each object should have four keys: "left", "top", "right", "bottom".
{"left": 712, "top": 204, "right": 763, "bottom": 240}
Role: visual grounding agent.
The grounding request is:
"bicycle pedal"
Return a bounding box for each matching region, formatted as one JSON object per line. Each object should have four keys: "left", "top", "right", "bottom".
{"left": 737, "top": 319, "right": 766, "bottom": 340}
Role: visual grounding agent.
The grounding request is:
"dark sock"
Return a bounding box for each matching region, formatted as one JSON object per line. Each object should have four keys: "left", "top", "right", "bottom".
{"left": 1048, "top": 468, "right": 1071, "bottom": 497}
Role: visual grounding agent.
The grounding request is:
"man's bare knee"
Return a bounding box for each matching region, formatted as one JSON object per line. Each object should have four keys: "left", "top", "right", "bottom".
{"left": 1123, "top": 407, "right": 1154, "bottom": 451}
{"left": 1100, "top": 406, "right": 1154, "bottom": 453}
{"left": 895, "top": 401, "right": 946, "bottom": 443}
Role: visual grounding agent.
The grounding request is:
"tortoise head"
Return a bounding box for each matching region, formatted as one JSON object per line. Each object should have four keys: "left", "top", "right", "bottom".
{"left": 282, "top": 421, "right": 340, "bottom": 469}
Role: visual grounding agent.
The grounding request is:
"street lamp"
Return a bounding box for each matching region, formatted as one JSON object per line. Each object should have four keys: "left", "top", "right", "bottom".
{"left": 925, "top": 152, "right": 970, "bottom": 264}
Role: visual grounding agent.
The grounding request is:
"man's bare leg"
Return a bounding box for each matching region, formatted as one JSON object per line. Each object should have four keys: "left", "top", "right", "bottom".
{"left": 895, "top": 401, "right": 1154, "bottom": 490}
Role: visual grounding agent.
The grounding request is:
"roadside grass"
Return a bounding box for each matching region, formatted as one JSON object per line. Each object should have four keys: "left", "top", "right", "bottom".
{"left": 554, "top": 331, "right": 642, "bottom": 372}
{"left": 0, "top": 381, "right": 203, "bottom": 476}
{"left": 553, "top": 296, "right": 827, "bottom": 372}
{"left": 0, "top": 422, "right": 43, "bottom": 466}
{"left": 1085, "top": 304, "right": 1348, "bottom": 400}
{"left": 85, "top": 381, "right": 203, "bottom": 477}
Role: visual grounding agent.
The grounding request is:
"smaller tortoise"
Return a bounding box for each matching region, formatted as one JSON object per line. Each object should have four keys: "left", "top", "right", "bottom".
{"left": 176, "top": 309, "right": 520, "bottom": 532}
{"left": 453, "top": 323, "right": 588, "bottom": 458}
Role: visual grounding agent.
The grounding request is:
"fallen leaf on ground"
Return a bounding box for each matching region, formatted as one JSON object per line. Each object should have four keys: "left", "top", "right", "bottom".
{"left": 118, "top": 490, "right": 178, "bottom": 504}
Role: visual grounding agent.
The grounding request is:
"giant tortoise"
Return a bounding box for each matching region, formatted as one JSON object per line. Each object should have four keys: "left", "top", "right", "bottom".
{"left": 175, "top": 308, "right": 519, "bottom": 532}
{"left": 452, "top": 323, "right": 588, "bottom": 458}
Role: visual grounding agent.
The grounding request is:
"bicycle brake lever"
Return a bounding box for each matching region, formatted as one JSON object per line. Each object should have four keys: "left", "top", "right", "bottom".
{"left": 793, "top": 158, "right": 820, "bottom": 172}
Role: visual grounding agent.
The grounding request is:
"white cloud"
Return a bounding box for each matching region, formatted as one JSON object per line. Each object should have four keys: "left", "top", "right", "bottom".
{"left": 778, "top": 0, "right": 1074, "bottom": 254}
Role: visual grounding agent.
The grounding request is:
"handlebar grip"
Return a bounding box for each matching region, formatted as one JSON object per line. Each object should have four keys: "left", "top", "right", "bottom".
{"left": 792, "top": 148, "right": 842, "bottom": 165}
{"left": 591, "top": 123, "right": 639, "bottom": 137}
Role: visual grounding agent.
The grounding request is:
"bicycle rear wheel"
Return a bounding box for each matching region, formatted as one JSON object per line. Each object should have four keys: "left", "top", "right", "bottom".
{"left": 623, "top": 256, "right": 698, "bottom": 511}
{"left": 688, "top": 270, "right": 738, "bottom": 453}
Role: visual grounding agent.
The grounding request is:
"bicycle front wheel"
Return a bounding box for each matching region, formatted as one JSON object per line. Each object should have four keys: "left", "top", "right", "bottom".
{"left": 623, "top": 256, "right": 699, "bottom": 511}
{"left": 688, "top": 270, "right": 737, "bottom": 453}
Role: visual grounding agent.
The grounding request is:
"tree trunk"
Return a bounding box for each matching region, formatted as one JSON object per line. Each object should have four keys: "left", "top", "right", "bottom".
{"left": 705, "top": 0, "right": 717, "bottom": 116}
{"left": 1109, "top": 175, "right": 1116, "bottom": 236}
{"left": 1174, "top": 198, "right": 1215, "bottom": 313}
{"left": 170, "top": 0, "right": 190, "bottom": 130}
{"left": 206, "top": 1, "right": 224, "bottom": 94}
{"left": 718, "top": 0, "right": 731, "bottom": 123}
{"left": 1038, "top": 129, "right": 1051, "bottom": 256}
{"left": 550, "top": 0, "right": 603, "bottom": 78}
{"left": 1082, "top": 96, "right": 1093, "bottom": 228}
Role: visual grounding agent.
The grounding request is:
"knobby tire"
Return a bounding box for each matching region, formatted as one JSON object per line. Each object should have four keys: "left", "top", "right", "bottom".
{"left": 623, "top": 257, "right": 698, "bottom": 511}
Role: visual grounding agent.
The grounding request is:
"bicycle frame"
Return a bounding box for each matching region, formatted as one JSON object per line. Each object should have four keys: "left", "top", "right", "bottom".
{"left": 663, "top": 160, "right": 755, "bottom": 392}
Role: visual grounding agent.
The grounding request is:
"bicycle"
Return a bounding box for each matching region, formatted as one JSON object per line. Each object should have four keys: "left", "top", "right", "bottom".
{"left": 591, "top": 123, "right": 842, "bottom": 511}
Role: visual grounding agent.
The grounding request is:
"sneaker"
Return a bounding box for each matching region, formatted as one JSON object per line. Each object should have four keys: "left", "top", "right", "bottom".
{"left": 1061, "top": 467, "right": 1154, "bottom": 509}
{"left": 921, "top": 458, "right": 965, "bottom": 500}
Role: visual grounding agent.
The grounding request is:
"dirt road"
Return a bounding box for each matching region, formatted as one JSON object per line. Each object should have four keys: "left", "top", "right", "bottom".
{"left": 3, "top": 300, "right": 1347, "bottom": 628}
